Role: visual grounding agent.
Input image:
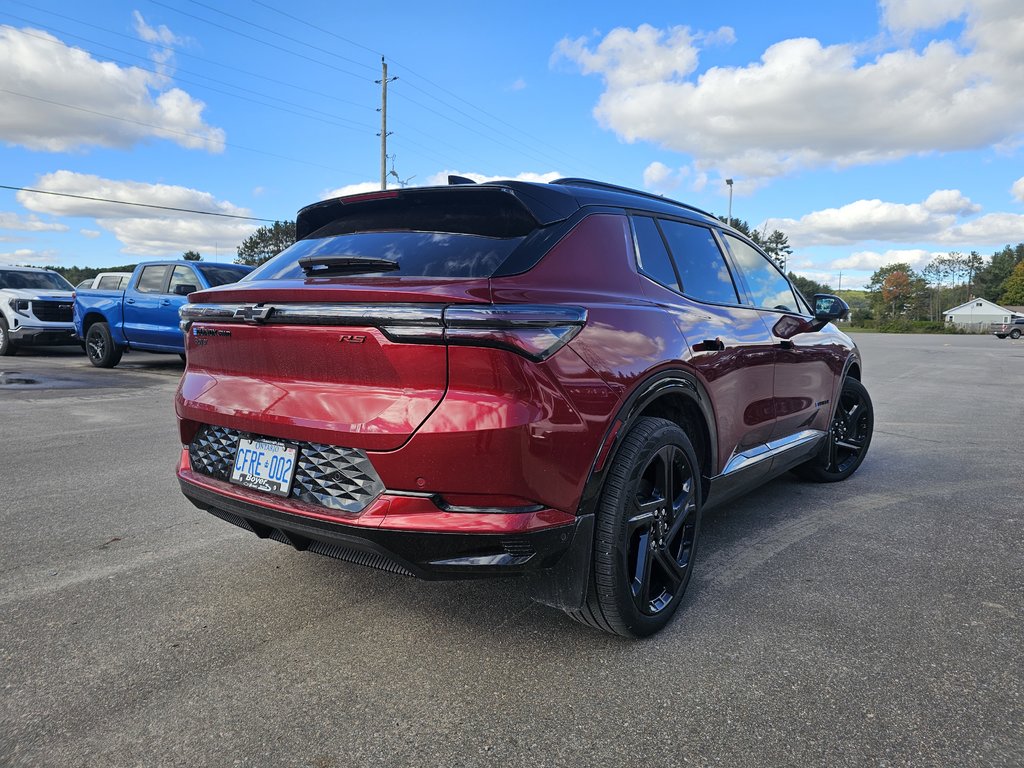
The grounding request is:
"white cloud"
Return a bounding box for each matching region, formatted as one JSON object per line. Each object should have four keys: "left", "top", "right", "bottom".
{"left": 0, "top": 25, "right": 224, "bottom": 153}
{"left": 1012, "top": 176, "right": 1024, "bottom": 203}
{"left": 766, "top": 188, "right": 1024, "bottom": 249}
{"left": 766, "top": 198, "right": 952, "bottom": 246}
{"left": 556, "top": 3, "right": 1024, "bottom": 180}
{"left": 80, "top": 229, "right": 101, "bottom": 239}
{"left": 423, "top": 170, "right": 563, "bottom": 186}
{"left": 922, "top": 189, "right": 981, "bottom": 215}
{"left": 642, "top": 161, "right": 677, "bottom": 191}
{"left": 880, "top": 0, "right": 968, "bottom": 32}
{"left": 830, "top": 248, "right": 940, "bottom": 270}
{"left": 17, "top": 172, "right": 258, "bottom": 256}
{"left": 0, "top": 248, "right": 56, "bottom": 265}
{"left": 132, "top": 12, "right": 182, "bottom": 78}
{"left": 321, "top": 182, "right": 384, "bottom": 200}
{"left": 0, "top": 212, "right": 68, "bottom": 232}
{"left": 940, "top": 212, "right": 1024, "bottom": 244}
{"left": 132, "top": 11, "right": 181, "bottom": 46}
{"left": 509, "top": 78, "right": 527, "bottom": 91}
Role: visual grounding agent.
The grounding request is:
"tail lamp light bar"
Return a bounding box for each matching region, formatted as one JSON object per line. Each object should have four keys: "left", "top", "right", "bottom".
{"left": 180, "top": 302, "right": 587, "bottom": 361}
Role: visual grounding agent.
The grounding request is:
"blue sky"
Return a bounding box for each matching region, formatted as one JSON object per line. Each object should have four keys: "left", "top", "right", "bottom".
{"left": 1, "top": 0, "right": 1023, "bottom": 289}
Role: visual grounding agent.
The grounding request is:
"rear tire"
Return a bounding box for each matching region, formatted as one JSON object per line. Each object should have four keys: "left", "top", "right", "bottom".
{"left": 85, "top": 322, "right": 123, "bottom": 368}
{"left": 568, "top": 417, "right": 702, "bottom": 638}
{"left": 0, "top": 318, "right": 17, "bottom": 356}
{"left": 1011, "top": 329, "right": 1021, "bottom": 339}
{"left": 794, "top": 377, "right": 873, "bottom": 482}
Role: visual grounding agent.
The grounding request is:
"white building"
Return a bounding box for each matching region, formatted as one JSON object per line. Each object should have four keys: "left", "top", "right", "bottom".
{"left": 943, "top": 298, "right": 1022, "bottom": 331}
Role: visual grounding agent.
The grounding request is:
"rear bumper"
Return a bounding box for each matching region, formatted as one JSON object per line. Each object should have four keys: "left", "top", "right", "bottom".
{"left": 179, "top": 465, "right": 592, "bottom": 590}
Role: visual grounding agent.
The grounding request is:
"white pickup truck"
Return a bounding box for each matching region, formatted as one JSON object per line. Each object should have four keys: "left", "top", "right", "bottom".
{"left": 75, "top": 272, "right": 132, "bottom": 291}
{"left": 0, "top": 265, "right": 78, "bottom": 355}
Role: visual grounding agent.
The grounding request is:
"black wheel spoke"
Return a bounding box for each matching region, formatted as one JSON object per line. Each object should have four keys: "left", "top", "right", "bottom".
{"left": 653, "top": 548, "right": 686, "bottom": 593}
{"left": 666, "top": 483, "right": 695, "bottom": 543}
{"left": 631, "top": 532, "right": 654, "bottom": 603}
{"left": 626, "top": 498, "right": 660, "bottom": 535}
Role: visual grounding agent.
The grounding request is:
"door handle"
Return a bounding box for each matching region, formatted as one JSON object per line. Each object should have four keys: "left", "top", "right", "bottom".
{"left": 160, "top": 300, "right": 171, "bottom": 306}
{"left": 126, "top": 298, "right": 135, "bottom": 304}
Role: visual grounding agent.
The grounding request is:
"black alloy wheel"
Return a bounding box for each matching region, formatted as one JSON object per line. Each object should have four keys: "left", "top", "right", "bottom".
{"left": 569, "top": 417, "right": 702, "bottom": 638}
{"left": 85, "top": 322, "right": 123, "bottom": 368}
{"left": 795, "top": 377, "right": 873, "bottom": 482}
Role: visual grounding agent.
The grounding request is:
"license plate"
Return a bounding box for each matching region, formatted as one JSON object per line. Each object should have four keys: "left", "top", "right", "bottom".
{"left": 230, "top": 437, "right": 299, "bottom": 497}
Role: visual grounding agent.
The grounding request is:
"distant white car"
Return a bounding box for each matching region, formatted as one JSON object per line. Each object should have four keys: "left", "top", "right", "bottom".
{"left": 0, "top": 266, "right": 78, "bottom": 355}
{"left": 76, "top": 272, "right": 132, "bottom": 291}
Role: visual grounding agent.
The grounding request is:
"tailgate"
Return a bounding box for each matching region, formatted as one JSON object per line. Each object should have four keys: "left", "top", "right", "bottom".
{"left": 177, "top": 302, "right": 451, "bottom": 452}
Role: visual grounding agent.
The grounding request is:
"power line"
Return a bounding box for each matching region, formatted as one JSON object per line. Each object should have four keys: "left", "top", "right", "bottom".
{"left": 248, "top": 0, "right": 603, "bottom": 175}
{"left": 5, "top": 1, "right": 376, "bottom": 113}
{"left": 0, "top": 88, "right": 364, "bottom": 177}
{"left": 6, "top": 24, "right": 375, "bottom": 134}
{"left": 185, "top": 0, "right": 377, "bottom": 74}
{"left": 2, "top": 8, "right": 491, "bottom": 177}
{"left": 0, "top": 185, "right": 277, "bottom": 221}
{"left": 149, "top": 0, "right": 371, "bottom": 82}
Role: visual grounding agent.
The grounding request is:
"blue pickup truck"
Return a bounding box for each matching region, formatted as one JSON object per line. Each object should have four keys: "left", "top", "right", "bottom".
{"left": 74, "top": 260, "right": 252, "bottom": 367}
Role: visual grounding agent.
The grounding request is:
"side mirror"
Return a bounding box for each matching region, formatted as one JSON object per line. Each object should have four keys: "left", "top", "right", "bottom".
{"left": 812, "top": 294, "right": 849, "bottom": 323}
{"left": 173, "top": 283, "right": 198, "bottom": 296}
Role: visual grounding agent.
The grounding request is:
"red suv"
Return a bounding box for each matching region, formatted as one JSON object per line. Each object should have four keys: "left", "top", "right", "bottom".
{"left": 175, "top": 178, "right": 873, "bottom": 637}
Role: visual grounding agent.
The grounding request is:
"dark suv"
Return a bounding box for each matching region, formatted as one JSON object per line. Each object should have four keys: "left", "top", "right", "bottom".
{"left": 175, "top": 178, "right": 873, "bottom": 637}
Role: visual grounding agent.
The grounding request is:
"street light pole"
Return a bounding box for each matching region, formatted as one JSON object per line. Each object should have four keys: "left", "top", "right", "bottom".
{"left": 726, "top": 178, "right": 734, "bottom": 226}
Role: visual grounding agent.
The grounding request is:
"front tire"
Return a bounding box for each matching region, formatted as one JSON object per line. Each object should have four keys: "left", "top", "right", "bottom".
{"left": 0, "top": 317, "right": 17, "bottom": 356}
{"left": 85, "top": 322, "right": 123, "bottom": 368}
{"left": 569, "top": 417, "right": 701, "bottom": 638}
{"left": 794, "top": 377, "right": 873, "bottom": 482}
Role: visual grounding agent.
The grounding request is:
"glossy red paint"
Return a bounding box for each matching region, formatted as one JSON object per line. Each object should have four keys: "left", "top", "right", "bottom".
{"left": 177, "top": 324, "right": 447, "bottom": 451}
{"left": 178, "top": 449, "right": 574, "bottom": 533}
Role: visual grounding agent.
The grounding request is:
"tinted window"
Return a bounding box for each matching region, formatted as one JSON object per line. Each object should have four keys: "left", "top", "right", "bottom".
{"left": 169, "top": 266, "right": 199, "bottom": 295}
{"left": 0, "top": 270, "right": 73, "bottom": 291}
{"left": 724, "top": 235, "right": 799, "bottom": 312}
{"left": 247, "top": 232, "right": 523, "bottom": 281}
{"left": 659, "top": 220, "right": 739, "bottom": 305}
{"left": 97, "top": 275, "right": 122, "bottom": 290}
{"left": 136, "top": 265, "right": 169, "bottom": 294}
{"left": 196, "top": 263, "right": 252, "bottom": 287}
{"left": 633, "top": 216, "right": 679, "bottom": 290}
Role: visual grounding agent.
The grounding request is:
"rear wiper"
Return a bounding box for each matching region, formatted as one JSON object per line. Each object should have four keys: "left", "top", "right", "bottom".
{"left": 298, "top": 254, "right": 400, "bottom": 276}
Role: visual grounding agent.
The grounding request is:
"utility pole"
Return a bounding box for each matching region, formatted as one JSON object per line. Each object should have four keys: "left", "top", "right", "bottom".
{"left": 725, "top": 178, "right": 734, "bottom": 226}
{"left": 376, "top": 57, "right": 397, "bottom": 190}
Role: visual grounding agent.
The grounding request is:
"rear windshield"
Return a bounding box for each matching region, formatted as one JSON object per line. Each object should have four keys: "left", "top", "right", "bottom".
{"left": 197, "top": 263, "right": 252, "bottom": 287}
{"left": 0, "top": 270, "right": 73, "bottom": 291}
{"left": 245, "top": 231, "right": 524, "bottom": 281}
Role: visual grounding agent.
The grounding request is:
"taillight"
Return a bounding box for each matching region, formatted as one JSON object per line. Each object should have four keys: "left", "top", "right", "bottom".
{"left": 441, "top": 305, "right": 587, "bottom": 361}
{"left": 179, "top": 302, "right": 587, "bottom": 361}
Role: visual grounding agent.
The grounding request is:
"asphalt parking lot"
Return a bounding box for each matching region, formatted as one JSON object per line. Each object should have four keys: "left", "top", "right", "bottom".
{"left": 1, "top": 334, "right": 1022, "bottom": 767}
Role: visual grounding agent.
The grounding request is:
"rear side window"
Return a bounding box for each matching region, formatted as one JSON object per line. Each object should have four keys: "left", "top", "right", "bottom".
{"left": 97, "top": 275, "right": 122, "bottom": 290}
{"left": 136, "top": 265, "right": 169, "bottom": 293}
{"left": 724, "top": 235, "right": 799, "bottom": 313}
{"left": 659, "top": 220, "right": 739, "bottom": 305}
{"left": 169, "top": 266, "right": 199, "bottom": 294}
{"left": 633, "top": 216, "right": 679, "bottom": 290}
{"left": 247, "top": 231, "right": 524, "bottom": 281}
{"left": 196, "top": 264, "right": 251, "bottom": 287}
